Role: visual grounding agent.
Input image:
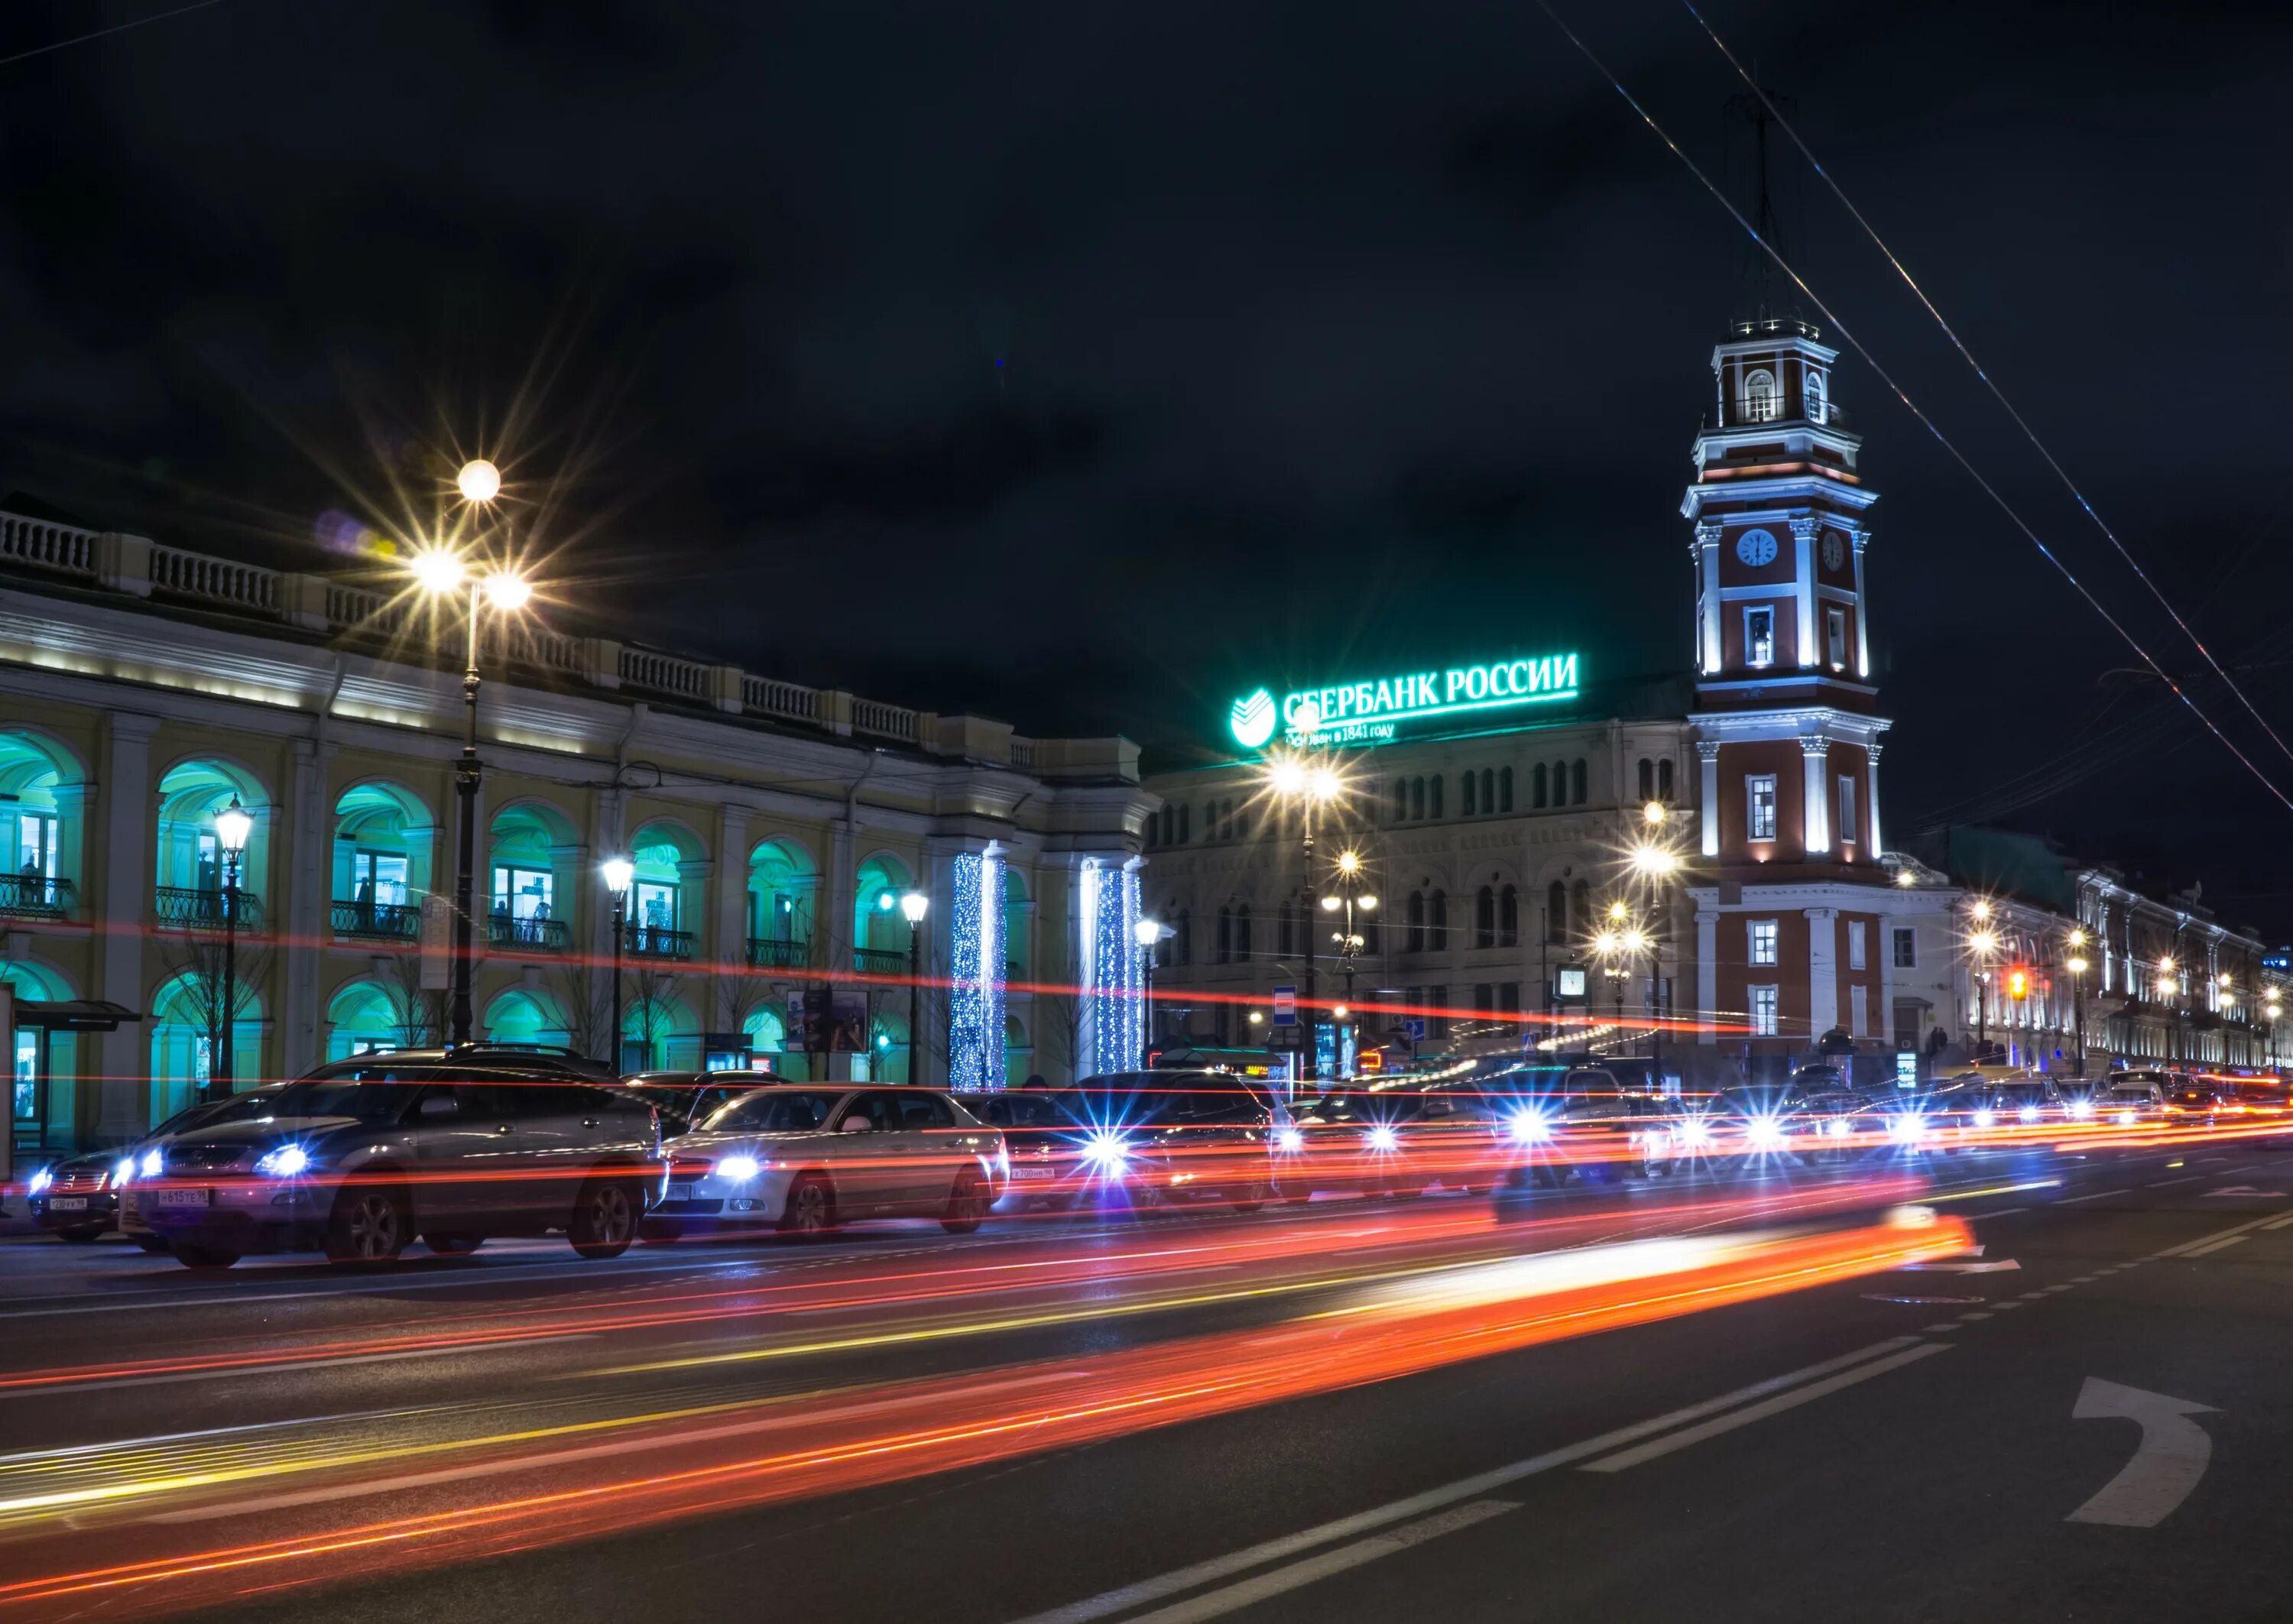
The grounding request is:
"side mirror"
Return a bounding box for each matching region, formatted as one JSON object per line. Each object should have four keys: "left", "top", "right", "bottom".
{"left": 838, "top": 1116, "right": 874, "bottom": 1135}
{"left": 419, "top": 1094, "right": 459, "bottom": 1119}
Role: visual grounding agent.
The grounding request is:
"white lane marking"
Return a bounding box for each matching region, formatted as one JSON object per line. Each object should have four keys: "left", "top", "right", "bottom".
{"left": 2056, "top": 1188, "right": 2129, "bottom": 1205}
{"left": 2018, "top": 1291, "right": 2051, "bottom": 1301}
{"left": 2071, "top": 1275, "right": 2100, "bottom": 1283}
{"left": 2147, "top": 1176, "right": 2205, "bottom": 1188}
{"left": 1899, "top": 1259, "right": 2019, "bottom": 1274}
{"left": 1579, "top": 1344, "right": 1949, "bottom": 1473}
{"left": 1112, "top": 1502, "right": 1518, "bottom": 1624}
{"left": 1993, "top": 1301, "right": 2026, "bottom": 1311}
{"left": 1922, "top": 1323, "right": 1960, "bottom": 1334}
{"left": 2180, "top": 1235, "right": 2249, "bottom": 1259}
{"left": 1970, "top": 1206, "right": 2030, "bottom": 1219}
{"left": 2149, "top": 1212, "right": 2288, "bottom": 1259}
{"left": 1958, "top": 1311, "right": 1994, "bottom": 1321}
{"left": 1001, "top": 1338, "right": 1921, "bottom": 1624}
{"left": 2261, "top": 1213, "right": 2293, "bottom": 1231}
{"left": 1, "top": 1334, "right": 598, "bottom": 1399}
{"left": 2041, "top": 1285, "right": 2075, "bottom": 1294}
{"left": 2067, "top": 1378, "right": 2217, "bottom": 1528}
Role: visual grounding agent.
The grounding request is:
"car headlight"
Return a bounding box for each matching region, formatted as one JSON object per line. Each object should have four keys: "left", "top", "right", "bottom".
{"left": 1679, "top": 1118, "right": 1713, "bottom": 1149}
{"left": 1082, "top": 1133, "right": 1130, "bottom": 1172}
{"left": 2116, "top": 1109, "right": 2137, "bottom": 1126}
{"left": 716, "top": 1153, "right": 761, "bottom": 1183}
{"left": 141, "top": 1149, "right": 162, "bottom": 1178}
{"left": 1826, "top": 1117, "right": 1850, "bottom": 1139}
{"left": 115, "top": 1156, "right": 138, "bottom": 1187}
{"left": 1889, "top": 1114, "right": 1928, "bottom": 1145}
{"left": 1365, "top": 1125, "right": 1399, "bottom": 1152}
{"left": 2068, "top": 1098, "right": 2094, "bottom": 1120}
{"left": 1746, "top": 1116, "right": 1787, "bottom": 1150}
{"left": 28, "top": 1167, "right": 53, "bottom": 1194}
{"left": 1971, "top": 1108, "right": 1996, "bottom": 1130}
{"left": 1509, "top": 1112, "right": 1552, "bottom": 1145}
{"left": 254, "top": 1144, "right": 310, "bottom": 1178}
{"left": 1276, "top": 1127, "right": 1303, "bottom": 1154}
{"left": 2019, "top": 1105, "right": 2040, "bottom": 1123}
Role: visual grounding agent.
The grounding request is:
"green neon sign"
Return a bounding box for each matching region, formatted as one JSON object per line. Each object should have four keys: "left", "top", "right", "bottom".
{"left": 1226, "top": 653, "right": 1581, "bottom": 750}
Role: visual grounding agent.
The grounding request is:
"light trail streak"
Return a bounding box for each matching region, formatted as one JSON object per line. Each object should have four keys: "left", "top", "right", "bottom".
{"left": 0, "top": 1211, "right": 1967, "bottom": 1621}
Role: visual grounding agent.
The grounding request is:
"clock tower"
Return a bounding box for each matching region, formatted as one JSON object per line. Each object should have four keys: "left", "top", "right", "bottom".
{"left": 1685, "top": 316, "right": 1896, "bottom": 1070}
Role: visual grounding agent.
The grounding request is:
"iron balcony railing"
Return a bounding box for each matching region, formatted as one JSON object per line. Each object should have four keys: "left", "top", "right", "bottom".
{"left": 332, "top": 899, "right": 421, "bottom": 942}
{"left": 154, "top": 886, "right": 264, "bottom": 932}
{"left": 0, "top": 874, "right": 73, "bottom": 920}
{"left": 488, "top": 915, "right": 570, "bottom": 952}
{"left": 623, "top": 924, "right": 695, "bottom": 961}
{"left": 747, "top": 937, "right": 812, "bottom": 971}
{"left": 853, "top": 948, "right": 907, "bottom": 975}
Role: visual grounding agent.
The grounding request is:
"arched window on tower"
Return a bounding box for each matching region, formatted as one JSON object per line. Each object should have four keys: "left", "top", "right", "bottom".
{"left": 1499, "top": 884, "right": 1519, "bottom": 947}
{"left": 1474, "top": 885, "right": 1496, "bottom": 949}
{"left": 1659, "top": 758, "right": 1675, "bottom": 801}
{"left": 1806, "top": 368, "right": 1828, "bottom": 425}
{"left": 1429, "top": 890, "right": 1449, "bottom": 950}
{"left": 1744, "top": 368, "right": 1777, "bottom": 423}
{"left": 1461, "top": 773, "right": 1477, "bottom": 817}
{"left": 1637, "top": 758, "right": 1655, "bottom": 802}
{"left": 1499, "top": 767, "right": 1513, "bottom": 812}
{"left": 1406, "top": 890, "right": 1426, "bottom": 954}
{"left": 1571, "top": 759, "right": 1588, "bottom": 805}
{"left": 1547, "top": 881, "right": 1568, "bottom": 943}
{"left": 1533, "top": 763, "right": 1548, "bottom": 809}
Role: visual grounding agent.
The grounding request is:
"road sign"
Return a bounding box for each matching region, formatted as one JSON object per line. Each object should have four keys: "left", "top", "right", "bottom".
{"left": 1272, "top": 985, "right": 1296, "bottom": 1027}
{"left": 1405, "top": 1016, "right": 1427, "bottom": 1042}
{"left": 2066, "top": 1378, "right": 2217, "bottom": 1528}
{"left": 1895, "top": 1050, "right": 1918, "bottom": 1088}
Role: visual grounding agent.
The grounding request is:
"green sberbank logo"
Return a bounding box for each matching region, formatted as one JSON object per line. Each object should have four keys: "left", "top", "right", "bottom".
{"left": 1228, "top": 688, "right": 1278, "bottom": 748}
{"left": 1224, "top": 652, "right": 1581, "bottom": 751}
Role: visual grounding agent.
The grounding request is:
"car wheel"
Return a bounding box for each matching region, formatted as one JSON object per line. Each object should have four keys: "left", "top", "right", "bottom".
{"left": 134, "top": 1234, "right": 172, "bottom": 1254}
{"left": 173, "top": 1243, "right": 240, "bottom": 1269}
{"left": 325, "top": 1184, "right": 411, "bottom": 1266}
{"left": 1231, "top": 1180, "right": 1272, "bottom": 1214}
{"left": 425, "top": 1233, "right": 484, "bottom": 1256}
{"left": 569, "top": 1180, "right": 639, "bottom": 1259}
{"left": 780, "top": 1172, "right": 836, "bottom": 1239}
{"left": 940, "top": 1168, "right": 992, "bottom": 1234}
{"left": 57, "top": 1225, "right": 104, "bottom": 1243}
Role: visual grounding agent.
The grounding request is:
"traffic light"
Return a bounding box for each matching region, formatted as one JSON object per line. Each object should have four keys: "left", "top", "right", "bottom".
{"left": 2006, "top": 967, "right": 2030, "bottom": 1001}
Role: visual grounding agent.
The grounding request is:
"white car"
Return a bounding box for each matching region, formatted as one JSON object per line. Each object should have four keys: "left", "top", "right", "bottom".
{"left": 647, "top": 1086, "right": 1007, "bottom": 1240}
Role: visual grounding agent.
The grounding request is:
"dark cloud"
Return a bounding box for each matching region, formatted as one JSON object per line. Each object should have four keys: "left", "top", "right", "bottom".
{"left": 4, "top": 0, "right": 2293, "bottom": 924}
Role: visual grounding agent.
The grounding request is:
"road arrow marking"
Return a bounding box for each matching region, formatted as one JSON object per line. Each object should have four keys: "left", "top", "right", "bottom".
{"left": 2066, "top": 1378, "right": 2218, "bottom": 1527}
{"left": 1899, "top": 1259, "right": 2020, "bottom": 1274}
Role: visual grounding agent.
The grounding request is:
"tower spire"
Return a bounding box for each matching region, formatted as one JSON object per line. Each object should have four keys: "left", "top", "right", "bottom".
{"left": 1728, "top": 88, "right": 1798, "bottom": 327}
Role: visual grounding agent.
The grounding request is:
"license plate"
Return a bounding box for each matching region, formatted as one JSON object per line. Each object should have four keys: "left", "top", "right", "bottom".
{"left": 664, "top": 1182, "right": 696, "bottom": 1201}
{"left": 157, "top": 1188, "right": 210, "bottom": 1207}
{"left": 1010, "top": 1165, "right": 1054, "bottom": 1181}
{"left": 46, "top": 1196, "right": 86, "bottom": 1211}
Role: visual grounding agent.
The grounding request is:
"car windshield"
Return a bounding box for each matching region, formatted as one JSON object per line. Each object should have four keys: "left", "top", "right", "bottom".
{"left": 1061, "top": 1074, "right": 1270, "bottom": 1129}
{"left": 1996, "top": 1083, "right": 2051, "bottom": 1104}
{"left": 1309, "top": 1091, "right": 1419, "bottom": 1126}
{"left": 700, "top": 1091, "right": 845, "bottom": 1133}
{"left": 265, "top": 1073, "right": 428, "bottom": 1123}
{"left": 2106, "top": 1086, "right": 2156, "bottom": 1103}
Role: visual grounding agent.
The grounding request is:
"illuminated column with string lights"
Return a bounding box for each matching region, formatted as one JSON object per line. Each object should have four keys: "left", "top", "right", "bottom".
{"left": 1077, "top": 855, "right": 1143, "bottom": 1078}
{"left": 945, "top": 846, "right": 1007, "bottom": 1092}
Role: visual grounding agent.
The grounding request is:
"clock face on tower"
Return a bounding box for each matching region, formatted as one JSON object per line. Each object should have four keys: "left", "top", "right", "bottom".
{"left": 1821, "top": 531, "right": 1846, "bottom": 571}
{"left": 1734, "top": 528, "right": 1778, "bottom": 567}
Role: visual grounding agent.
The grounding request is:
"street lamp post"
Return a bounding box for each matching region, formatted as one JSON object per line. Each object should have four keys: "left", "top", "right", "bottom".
{"left": 1134, "top": 916, "right": 1165, "bottom": 1054}
{"left": 2066, "top": 927, "right": 2089, "bottom": 1078}
{"left": 602, "top": 857, "right": 634, "bottom": 1071}
{"left": 1627, "top": 802, "right": 1683, "bottom": 1086}
{"left": 902, "top": 892, "right": 929, "bottom": 1084}
{"left": 210, "top": 796, "right": 252, "bottom": 1100}
{"left": 411, "top": 459, "right": 532, "bottom": 1049}
{"left": 1265, "top": 750, "right": 1344, "bottom": 1082}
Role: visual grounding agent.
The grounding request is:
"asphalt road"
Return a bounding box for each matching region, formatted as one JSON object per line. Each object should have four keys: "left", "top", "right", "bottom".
{"left": 3, "top": 1131, "right": 2289, "bottom": 1624}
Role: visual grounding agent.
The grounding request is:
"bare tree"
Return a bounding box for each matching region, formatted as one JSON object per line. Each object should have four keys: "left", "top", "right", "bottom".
{"left": 157, "top": 935, "right": 274, "bottom": 1099}
{"left": 626, "top": 962, "right": 683, "bottom": 1071}
{"left": 1037, "top": 987, "right": 1089, "bottom": 1085}
{"left": 375, "top": 951, "right": 441, "bottom": 1049}
{"left": 546, "top": 961, "right": 612, "bottom": 1065}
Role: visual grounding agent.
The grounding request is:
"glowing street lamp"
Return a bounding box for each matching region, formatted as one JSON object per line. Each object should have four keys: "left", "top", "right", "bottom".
{"left": 1967, "top": 926, "right": 2000, "bottom": 1052}
{"left": 903, "top": 891, "right": 930, "bottom": 1081}
{"left": 209, "top": 796, "right": 253, "bottom": 1099}
{"left": 602, "top": 857, "right": 634, "bottom": 1069}
{"left": 410, "top": 474, "right": 536, "bottom": 1046}
{"left": 1265, "top": 752, "right": 1351, "bottom": 1084}
{"left": 2067, "top": 943, "right": 2091, "bottom": 1078}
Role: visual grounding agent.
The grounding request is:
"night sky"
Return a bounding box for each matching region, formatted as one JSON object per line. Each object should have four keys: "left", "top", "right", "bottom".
{"left": 5, "top": 2, "right": 2293, "bottom": 930}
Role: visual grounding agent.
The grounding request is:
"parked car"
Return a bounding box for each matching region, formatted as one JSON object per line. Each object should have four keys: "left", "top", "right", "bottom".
{"left": 117, "top": 1087, "right": 293, "bottom": 1253}
{"left": 968, "top": 1088, "right": 1111, "bottom": 1211}
{"left": 1059, "top": 1070, "right": 1277, "bottom": 1211}
{"left": 2162, "top": 1077, "right": 2231, "bottom": 1125}
{"left": 2098, "top": 1075, "right": 2168, "bottom": 1126}
{"left": 619, "top": 1069, "right": 784, "bottom": 1139}
{"left": 26, "top": 1151, "right": 121, "bottom": 1241}
{"left": 136, "top": 1049, "right": 661, "bottom": 1269}
{"left": 646, "top": 1085, "right": 1004, "bottom": 1239}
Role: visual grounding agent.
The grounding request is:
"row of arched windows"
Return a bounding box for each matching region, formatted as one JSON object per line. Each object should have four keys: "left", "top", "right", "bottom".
{"left": 1396, "top": 760, "right": 1591, "bottom": 820}
{"left": 1215, "top": 903, "right": 1254, "bottom": 964}
{"left": 1147, "top": 797, "right": 1252, "bottom": 849}
{"left": 1403, "top": 889, "right": 1448, "bottom": 953}
{"left": 1635, "top": 757, "right": 1677, "bottom": 804}
{"left": 1473, "top": 884, "right": 1519, "bottom": 948}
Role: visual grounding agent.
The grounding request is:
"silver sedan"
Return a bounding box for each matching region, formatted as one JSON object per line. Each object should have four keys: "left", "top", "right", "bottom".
{"left": 647, "top": 1085, "right": 1007, "bottom": 1240}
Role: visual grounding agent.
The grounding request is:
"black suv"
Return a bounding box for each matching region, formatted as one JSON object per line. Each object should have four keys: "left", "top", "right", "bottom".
{"left": 138, "top": 1047, "right": 661, "bottom": 1269}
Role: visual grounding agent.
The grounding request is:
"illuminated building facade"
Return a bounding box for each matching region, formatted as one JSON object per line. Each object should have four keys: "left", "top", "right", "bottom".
{"left": 0, "top": 512, "right": 1153, "bottom": 1155}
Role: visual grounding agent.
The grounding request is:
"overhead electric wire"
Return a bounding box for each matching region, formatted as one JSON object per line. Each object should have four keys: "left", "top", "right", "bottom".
{"left": 1678, "top": 1, "right": 2293, "bottom": 776}
{"left": 1530, "top": 0, "right": 2293, "bottom": 818}
{"left": 0, "top": 0, "right": 225, "bottom": 70}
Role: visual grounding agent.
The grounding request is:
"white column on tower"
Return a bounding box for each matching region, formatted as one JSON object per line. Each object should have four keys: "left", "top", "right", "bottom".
{"left": 1698, "top": 741, "right": 1722, "bottom": 858}
{"left": 1866, "top": 741, "right": 1885, "bottom": 854}
{"left": 1800, "top": 734, "right": 1832, "bottom": 855}
{"left": 1851, "top": 528, "right": 1873, "bottom": 678}
{"left": 1790, "top": 517, "right": 1821, "bottom": 669}
{"left": 1806, "top": 906, "right": 1840, "bottom": 1040}
{"left": 1695, "top": 522, "right": 1723, "bottom": 675}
